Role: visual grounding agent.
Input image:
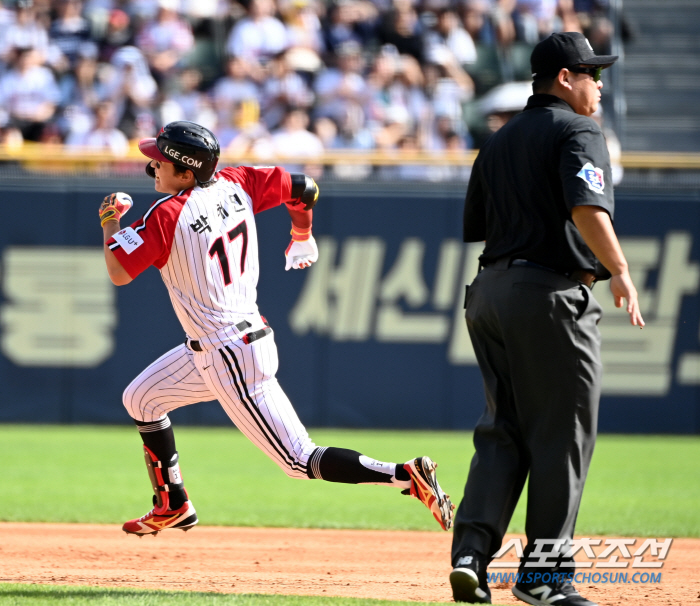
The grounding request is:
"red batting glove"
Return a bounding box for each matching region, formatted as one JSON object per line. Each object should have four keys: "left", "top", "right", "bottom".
{"left": 99, "top": 192, "right": 133, "bottom": 227}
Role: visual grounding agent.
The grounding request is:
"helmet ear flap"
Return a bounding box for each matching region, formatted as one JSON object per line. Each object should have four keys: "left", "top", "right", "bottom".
{"left": 145, "top": 163, "right": 156, "bottom": 178}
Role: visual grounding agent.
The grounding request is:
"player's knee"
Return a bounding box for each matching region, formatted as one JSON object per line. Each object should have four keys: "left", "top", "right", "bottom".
{"left": 277, "top": 441, "right": 317, "bottom": 480}
{"left": 122, "top": 380, "right": 143, "bottom": 421}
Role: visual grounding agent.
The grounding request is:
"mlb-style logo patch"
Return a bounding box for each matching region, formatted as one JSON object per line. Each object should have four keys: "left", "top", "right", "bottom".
{"left": 576, "top": 162, "right": 605, "bottom": 194}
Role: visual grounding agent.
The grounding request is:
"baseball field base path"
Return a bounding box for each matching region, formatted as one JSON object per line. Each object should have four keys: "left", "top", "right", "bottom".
{"left": 0, "top": 523, "right": 697, "bottom": 605}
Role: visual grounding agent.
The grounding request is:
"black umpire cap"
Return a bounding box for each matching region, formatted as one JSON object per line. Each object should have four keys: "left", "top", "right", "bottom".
{"left": 531, "top": 32, "right": 618, "bottom": 80}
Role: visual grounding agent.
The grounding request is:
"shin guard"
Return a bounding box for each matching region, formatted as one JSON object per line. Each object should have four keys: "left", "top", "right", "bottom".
{"left": 143, "top": 445, "right": 184, "bottom": 510}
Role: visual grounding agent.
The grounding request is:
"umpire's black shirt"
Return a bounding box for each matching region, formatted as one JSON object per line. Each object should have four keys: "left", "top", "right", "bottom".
{"left": 463, "top": 94, "right": 615, "bottom": 277}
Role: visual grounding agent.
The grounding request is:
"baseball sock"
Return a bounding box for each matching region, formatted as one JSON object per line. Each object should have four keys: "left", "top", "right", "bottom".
{"left": 134, "top": 416, "right": 187, "bottom": 509}
{"left": 306, "top": 447, "right": 412, "bottom": 488}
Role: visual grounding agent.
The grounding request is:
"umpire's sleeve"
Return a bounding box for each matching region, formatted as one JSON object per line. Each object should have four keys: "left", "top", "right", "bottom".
{"left": 463, "top": 153, "right": 487, "bottom": 242}
{"left": 559, "top": 120, "right": 615, "bottom": 219}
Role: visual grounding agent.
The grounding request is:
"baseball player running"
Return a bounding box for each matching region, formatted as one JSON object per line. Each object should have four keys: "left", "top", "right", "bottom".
{"left": 100, "top": 121, "right": 454, "bottom": 536}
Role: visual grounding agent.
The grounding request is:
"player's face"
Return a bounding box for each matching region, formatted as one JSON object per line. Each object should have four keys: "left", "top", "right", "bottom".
{"left": 151, "top": 160, "right": 193, "bottom": 194}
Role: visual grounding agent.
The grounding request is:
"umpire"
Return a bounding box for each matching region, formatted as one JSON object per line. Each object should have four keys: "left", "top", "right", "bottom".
{"left": 449, "top": 32, "right": 644, "bottom": 606}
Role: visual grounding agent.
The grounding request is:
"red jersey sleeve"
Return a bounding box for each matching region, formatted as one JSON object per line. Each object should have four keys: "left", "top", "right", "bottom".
{"left": 106, "top": 193, "right": 187, "bottom": 279}
{"left": 217, "top": 166, "right": 292, "bottom": 214}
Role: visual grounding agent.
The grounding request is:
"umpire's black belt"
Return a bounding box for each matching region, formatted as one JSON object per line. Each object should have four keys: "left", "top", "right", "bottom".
{"left": 186, "top": 319, "right": 271, "bottom": 352}
{"left": 487, "top": 258, "right": 596, "bottom": 288}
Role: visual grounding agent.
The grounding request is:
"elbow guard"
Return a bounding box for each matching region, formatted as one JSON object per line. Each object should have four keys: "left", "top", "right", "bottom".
{"left": 290, "top": 173, "right": 319, "bottom": 211}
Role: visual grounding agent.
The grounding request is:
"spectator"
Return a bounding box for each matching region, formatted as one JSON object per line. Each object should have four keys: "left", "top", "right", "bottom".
{"left": 102, "top": 45, "right": 157, "bottom": 136}
{"left": 424, "top": 112, "right": 468, "bottom": 150}
{"left": 557, "top": 0, "right": 582, "bottom": 33}
{"left": 313, "top": 39, "right": 369, "bottom": 124}
{"left": 127, "top": 0, "right": 161, "bottom": 30}
{"left": 216, "top": 98, "right": 269, "bottom": 155}
{"left": 583, "top": 12, "right": 613, "bottom": 54}
{"left": 260, "top": 50, "right": 315, "bottom": 129}
{"left": 0, "top": 0, "right": 50, "bottom": 63}
{"left": 0, "top": 2, "right": 15, "bottom": 45}
{"left": 575, "top": 0, "right": 612, "bottom": 53}
{"left": 377, "top": 0, "right": 425, "bottom": 63}
{"left": 366, "top": 47, "right": 429, "bottom": 138}
{"left": 321, "top": 0, "right": 378, "bottom": 60}
{"left": 315, "top": 105, "right": 374, "bottom": 179}
{"left": 422, "top": 47, "right": 474, "bottom": 132}
{"left": 0, "top": 2, "right": 16, "bottom": 68}
{"left": 424, "top": 6, "right": 477, "bottom": 66}
{"left": 57, "top": 43, "right": 106, "bottom": 139}
{"left": 82, "top": 0, "right": 116, "bottom": 44}
{"left": 225, "top": 0, "right": 288, "bottom": 68}
{"left": 312, "top": 114, "right": 339, "bottom": 148}
{"left": 491, "top": 0, "right": 517, "bottom": 47}
{"left": 254, "top": 106, "right": 324, "bottom": 178}
{"left": 279, "top": 0, "right": 324, "bottom": 74}
{"left": 210, "top": 55, "right": 260, "bottom": 127}
{"left": 129, "top": 110, "right": 158, "bottom": 142}
{"left": 513, "top": 0, "right": 548, "bottom": 44}
{"left": 377, "top": 132, "right": 425, "bottom": 180}
{"left": 432, "top": 129, "right": 472, "bottom": 180}
{"left": 457, "top": 0, "right": 497, "bottom": 45}
{"left": 0, "top": 46, "right": 60, "bottom": 140}
{"left": 513, "top": 0, "right": 581, "bottom": 43}
{"left": 49, "top": 0, "right": 92, "bottom": 69}
{"left": 393, "top": 128, "right": 470, "bottom": 181}
{"left": 334, "top": 102, "right": 374, "bottom": 151}
{"left": 0, "top": 0, "right": 618, "bottom": 182}
{"left": 159, "top": 67, "right": 216, "bottom": 127}
{"left": 136, "top": 0, "right": 194, "bottom": 82}
{"left": 97, "top": 9, "right": 133, "bottom": 62}
{"left": 66, "top": 99, "right": 129, "bottom": 154}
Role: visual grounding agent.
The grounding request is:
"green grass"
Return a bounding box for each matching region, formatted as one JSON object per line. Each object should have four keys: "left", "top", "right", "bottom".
{"left": 0, "top": 426, "right": 698, "bottom": 536}
{"left": 0, "top": 584, "right": 445, "bottom": 606}
{"left": 577, "top": 434, "right": 700, "bottom": 537}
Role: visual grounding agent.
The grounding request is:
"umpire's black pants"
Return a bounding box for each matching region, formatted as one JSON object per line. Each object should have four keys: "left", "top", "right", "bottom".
{"left": 451, "top": 261, "right": 603, "bottom": 566}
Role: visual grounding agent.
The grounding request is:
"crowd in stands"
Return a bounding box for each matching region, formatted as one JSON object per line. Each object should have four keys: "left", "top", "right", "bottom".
{"left": 0, "top": 0, "right": 615, "bottom": 178}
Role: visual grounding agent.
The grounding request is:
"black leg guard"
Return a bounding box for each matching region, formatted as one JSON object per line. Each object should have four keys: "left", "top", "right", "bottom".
{"left": 135, "top": 417, "right": 177, "bottom": 461}
{"left": 135, "top": 417, "right": 186, "bottom": 509}
{"left": 307, "top": 447, "right": 398, "bottom": 484}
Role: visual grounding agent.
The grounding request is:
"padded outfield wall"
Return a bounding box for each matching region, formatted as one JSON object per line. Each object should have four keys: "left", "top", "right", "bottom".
{"left": 1, "top": 176, "right": 699, "bottom": 433}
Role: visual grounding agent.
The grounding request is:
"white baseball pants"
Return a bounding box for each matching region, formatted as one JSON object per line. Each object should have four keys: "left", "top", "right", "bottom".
{"left": 123, "top": 321, "right": 317, "bottom": 479}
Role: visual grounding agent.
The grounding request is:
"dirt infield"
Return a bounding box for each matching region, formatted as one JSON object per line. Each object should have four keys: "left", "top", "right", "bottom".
{"left": 0, "top": 523, "right": 696, "bottom": 604}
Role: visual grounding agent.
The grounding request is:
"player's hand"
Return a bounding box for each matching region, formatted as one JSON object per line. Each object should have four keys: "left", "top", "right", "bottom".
{"left": 610, "top": 271, "right": 645, "bottom": 327}
{"left": 285, "top": 236, "right": 318, "bottom": 271}
{"left": 99, "top": 192, "right": 133, "bottom": 227}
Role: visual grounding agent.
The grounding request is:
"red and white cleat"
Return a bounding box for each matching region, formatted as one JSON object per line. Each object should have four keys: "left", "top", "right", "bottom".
{"left": 122, "top": 497, "right": 198, "bottom": 536}
{"left": 403, "top": 456, "right": 455, "bottom": 531}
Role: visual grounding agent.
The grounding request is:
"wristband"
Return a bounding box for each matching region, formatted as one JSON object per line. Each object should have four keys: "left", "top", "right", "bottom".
{"left": 290, "top": 225, "right": 312, "bottom": 242}
{"left": 100, "top": 212, "right": 120, "bottom": 227}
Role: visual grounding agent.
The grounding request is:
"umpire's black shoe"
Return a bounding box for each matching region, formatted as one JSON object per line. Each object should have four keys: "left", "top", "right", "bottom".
{"left": 512, "top": 579, "right": 598, "bottom": 606}
{"left": 449, "top": 550, "right": 491, "bottom": 603}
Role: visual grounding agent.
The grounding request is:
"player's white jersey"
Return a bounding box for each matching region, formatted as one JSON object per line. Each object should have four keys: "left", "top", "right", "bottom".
{"left": 161, "top": 178, "right": 260, "bottom": 336}
{"left": 107, "top": 166, "right": 294, "bottom": 339}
